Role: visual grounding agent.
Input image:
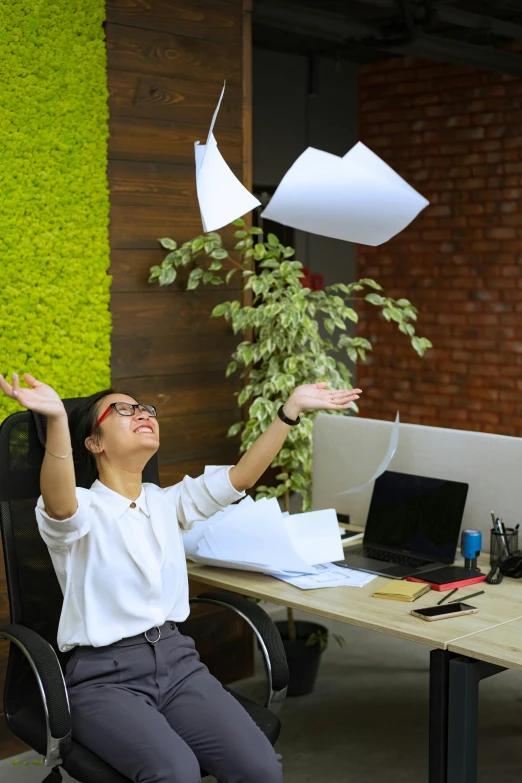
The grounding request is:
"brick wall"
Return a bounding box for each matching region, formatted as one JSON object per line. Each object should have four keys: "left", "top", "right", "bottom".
{"left": 356, "top": 57, "right": 522, "bottom": 435}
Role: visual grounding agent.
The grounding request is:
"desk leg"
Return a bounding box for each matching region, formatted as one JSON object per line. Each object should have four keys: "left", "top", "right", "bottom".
{"left": 429, "top": 649, "right": 453, "bottom": 783}
{"left": 447, "top": 656, "right": 505, "bottom": 783}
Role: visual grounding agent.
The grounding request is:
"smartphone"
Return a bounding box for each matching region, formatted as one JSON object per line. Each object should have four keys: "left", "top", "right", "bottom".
{"left": 411, "top": 602, "right": 478, "bottom": 622}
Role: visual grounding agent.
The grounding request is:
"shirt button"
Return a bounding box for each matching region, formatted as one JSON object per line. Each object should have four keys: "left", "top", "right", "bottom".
{"left": 130, "top": 502, "right": 136, "bottom": 509}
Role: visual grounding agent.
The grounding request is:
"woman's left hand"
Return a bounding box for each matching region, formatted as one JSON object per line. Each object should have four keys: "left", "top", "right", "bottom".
{"left": 283, "top": 382, "right": 362, "bottom": 420}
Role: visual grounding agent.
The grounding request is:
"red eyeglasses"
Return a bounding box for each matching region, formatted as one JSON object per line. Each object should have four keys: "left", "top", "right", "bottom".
{"left": 91, "top": 402, "right": 157, "bottom": 435}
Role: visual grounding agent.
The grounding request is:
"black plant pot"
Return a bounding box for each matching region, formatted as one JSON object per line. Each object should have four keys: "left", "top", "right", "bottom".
{"left": 276, "top": 620, "right": 327, "bottom": 697}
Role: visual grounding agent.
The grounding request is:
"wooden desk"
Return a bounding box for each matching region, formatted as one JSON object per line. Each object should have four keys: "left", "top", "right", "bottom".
{"left": 444, "top": 617, "right": 522, "bottom": 783}
{"left": 187, "top": 557, "right": 522, "bottom": 651}
{"left": 448, "top": 616, "right": 522, "bottom": 671}
{"left": 187, "top": 558, "right": 522, "bottom": 783}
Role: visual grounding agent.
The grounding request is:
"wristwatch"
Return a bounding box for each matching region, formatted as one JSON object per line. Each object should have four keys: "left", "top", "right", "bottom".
{"left": 277, "top": 405, "right": 300, "bottom": 426}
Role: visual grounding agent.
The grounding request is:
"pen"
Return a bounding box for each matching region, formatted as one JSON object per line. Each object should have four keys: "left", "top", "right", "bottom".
{"left": 449, "top": 590, "right": 485, "bottom": 603}
{"left": 500, "top": 517, "right": 511, "bottom": 555}
{"left": 438, "top": 588, "right": 458, "bottom": 605}
{"left": 494, "top": 516, "right": 510, "bottom": 558}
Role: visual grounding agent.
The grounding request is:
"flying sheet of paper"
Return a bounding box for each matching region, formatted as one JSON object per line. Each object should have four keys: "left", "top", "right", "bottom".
{"left": 338, "top": 412, "right": 400, "bottom": 495}
{"left": 185, "top": 495, "right": 346, "bottom": 576}
{"left": 283, "top": 508, "right": 344, "bottom": 565}
{"left": 272, "top": 562, "right": 377, "bottom": 590}
{"left": 195, "top": 81, "right": 260, "bottom": 232}
{"left": 197, "top": 498, "right": 318, "bottom": 574}
{"left": 261, "top": 142, "right": 429, "bottom": 246}
{"left": 182, "top": 495, "right": 255, "bottom": 558}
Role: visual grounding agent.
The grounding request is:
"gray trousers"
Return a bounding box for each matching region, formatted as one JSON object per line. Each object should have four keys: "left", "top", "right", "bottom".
{"left": 65, "top": 622, "right": 283, "bottom": 783}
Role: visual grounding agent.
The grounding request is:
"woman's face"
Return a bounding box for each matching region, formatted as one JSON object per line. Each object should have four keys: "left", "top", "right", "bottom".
{"left": 86, "top": 393, "right": 160, "bottom": 469}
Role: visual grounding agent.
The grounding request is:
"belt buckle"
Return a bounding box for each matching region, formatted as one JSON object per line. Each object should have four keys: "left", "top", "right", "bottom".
{"left": 144, "top": 626, "right": 161, "bottom": 644}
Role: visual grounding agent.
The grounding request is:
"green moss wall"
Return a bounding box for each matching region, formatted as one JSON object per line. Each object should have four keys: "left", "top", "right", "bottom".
{"left": 0, "top": 0, "right": 111, "bottom": 421}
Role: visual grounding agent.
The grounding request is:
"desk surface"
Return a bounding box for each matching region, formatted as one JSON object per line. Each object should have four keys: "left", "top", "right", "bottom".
{"left": 448, "top": 617, "right": 522, "bottom": 671}
{"left": 187, "top": 556, "right": 522, "bottom": 650}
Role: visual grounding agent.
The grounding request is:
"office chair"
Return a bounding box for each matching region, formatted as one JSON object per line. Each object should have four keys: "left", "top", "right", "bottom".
{"left": 0, "top": 399, "right": 288, "bottom": 781}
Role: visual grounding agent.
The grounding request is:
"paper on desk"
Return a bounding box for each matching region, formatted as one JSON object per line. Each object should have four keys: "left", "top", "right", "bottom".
{"left": 338, "top": 412, "right": 399, "bottom": 496}
{"left": 272, "top": 562, "right": 377, "bottom": 589}
{"left": 189, "top": 553, "right": 290, "bottom": 576}
{"left": 261, "top": 142, "right": 428, "bottom": 246}
{"left": 195, "top": 81, "right": 260, "bottom": 232}
{"left": 284, "top": 508, "right": 344, "bottom": 565}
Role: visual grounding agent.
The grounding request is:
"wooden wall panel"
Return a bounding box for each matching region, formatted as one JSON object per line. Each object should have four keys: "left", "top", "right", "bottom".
{"left": 106, "top": 0, "right": 242, "bottom": 44}
{"left": 108, "top": 116, "right": 242, "bottom": 165}
{"left": 106, "top": 0, "right": 254, "bottom": 689}
{"left": 108, "top": 160, "right": 242, "bottom": 206}
{"left": 108, "top": 70, "right": 243, "bottom": 125}
{"left": 106, "top": 0, "right": 247, "bottom": 488}
{"left": 106, "top": 24, "right": 242, "bottom": 84}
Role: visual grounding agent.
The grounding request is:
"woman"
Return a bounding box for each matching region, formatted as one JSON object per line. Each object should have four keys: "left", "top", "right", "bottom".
{"left": 0, "top": 371, "right": 361, "bottom": 783}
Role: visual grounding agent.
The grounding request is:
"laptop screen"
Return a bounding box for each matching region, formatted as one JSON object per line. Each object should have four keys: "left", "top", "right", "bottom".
{"left": 364, "top": 471, "right": 469, "bottom": 563}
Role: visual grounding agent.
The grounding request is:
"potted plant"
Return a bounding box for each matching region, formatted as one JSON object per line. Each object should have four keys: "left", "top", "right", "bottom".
{"left": 149, "top": 220, "right": 431, "bottom": 694}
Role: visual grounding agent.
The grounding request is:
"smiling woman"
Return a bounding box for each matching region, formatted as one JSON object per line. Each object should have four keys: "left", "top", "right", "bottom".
{"left": 70, "top": 391, "right": 161, "bottom": 500}
{"left": 0, "top": 369, "right": 359, "bottom": 782}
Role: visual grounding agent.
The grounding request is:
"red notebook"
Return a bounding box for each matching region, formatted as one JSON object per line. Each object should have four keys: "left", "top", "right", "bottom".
{"left": 407, "top": 566, "right": 487, "bottom": 592}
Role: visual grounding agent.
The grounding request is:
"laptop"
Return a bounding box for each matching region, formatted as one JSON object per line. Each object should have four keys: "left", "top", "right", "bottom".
{"left": 336, "top": 470, "right": 469, "bottom": 579}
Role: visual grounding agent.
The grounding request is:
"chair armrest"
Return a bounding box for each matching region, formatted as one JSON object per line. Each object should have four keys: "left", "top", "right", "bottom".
{"left": 189, "top": 591, "right": 288, "bottom": 712}
{"left": 0, "top": 623, "right": 71, "bottom": 767}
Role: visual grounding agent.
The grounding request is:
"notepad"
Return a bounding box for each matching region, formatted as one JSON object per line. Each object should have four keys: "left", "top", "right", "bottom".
{"left": 373, "top": 581, "right": 432, "bottom": 602}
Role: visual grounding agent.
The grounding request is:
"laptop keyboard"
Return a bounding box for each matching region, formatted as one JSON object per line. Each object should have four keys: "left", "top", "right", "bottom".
{"left": 358, "top": 546, "right": 432, "bottom": 568}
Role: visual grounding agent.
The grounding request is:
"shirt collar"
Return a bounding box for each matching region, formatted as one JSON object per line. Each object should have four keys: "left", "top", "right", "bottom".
{"left": 91, "top": 479, "right": 150, "bottom": 518}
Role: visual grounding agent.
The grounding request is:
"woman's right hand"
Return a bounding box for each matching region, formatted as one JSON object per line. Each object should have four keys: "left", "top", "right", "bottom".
{"left": 0, "top": 373, "right": 66, "bottom": 420}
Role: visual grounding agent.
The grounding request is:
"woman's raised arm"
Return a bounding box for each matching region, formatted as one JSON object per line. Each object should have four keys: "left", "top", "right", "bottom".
{"left": 0, "top": 372, "right": 77, "bottom": 520}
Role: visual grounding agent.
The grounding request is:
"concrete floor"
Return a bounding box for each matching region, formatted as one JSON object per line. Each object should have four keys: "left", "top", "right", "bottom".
{"left": 0, "top": 608, "right": 520, "bottom": 782}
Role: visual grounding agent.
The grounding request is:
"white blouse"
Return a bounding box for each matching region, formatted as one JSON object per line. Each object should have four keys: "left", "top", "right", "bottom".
{"left": 35, "top": 466, "right": 244, "bottom": 652}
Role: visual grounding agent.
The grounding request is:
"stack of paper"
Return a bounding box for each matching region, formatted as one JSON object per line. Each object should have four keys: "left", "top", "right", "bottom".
{"left": 373, "top": 581, "right": 431, "bottom": 602}
{"left": 183, "top": 496, "right": 374, "bottom": 587}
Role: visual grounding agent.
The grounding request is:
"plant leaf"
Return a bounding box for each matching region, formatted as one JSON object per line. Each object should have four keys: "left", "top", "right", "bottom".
{"left": 159, "top": 238, "right": 177, "bottom": 250}
{"left": 159, "top": 267, "right": 176, "bottom": 286}
{"left": 191, "top": 237, "right": 205, "bottom": 252}
{"left": 365, "top": 293, "right": 385, "bottom": 305}
{"left": 227, "top": 421, "right": 244, "bottom": 437}
{"left": 187, "top": 267, "right": 203, "bottom": 290}
{"left": 212, "top": 303, "right": 228, "bottom": 317}
{"left": 226, "top": 361, "right": 237, "bottom": 377}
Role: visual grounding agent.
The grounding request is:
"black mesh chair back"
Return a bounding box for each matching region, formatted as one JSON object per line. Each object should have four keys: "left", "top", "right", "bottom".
{"left": 0, "top": 399, "right": 160, "bottom": 731}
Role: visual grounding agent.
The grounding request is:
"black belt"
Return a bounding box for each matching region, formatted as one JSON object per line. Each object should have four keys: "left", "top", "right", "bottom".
{"left": 72, "top": 621, "right": 178, "bottom": 656}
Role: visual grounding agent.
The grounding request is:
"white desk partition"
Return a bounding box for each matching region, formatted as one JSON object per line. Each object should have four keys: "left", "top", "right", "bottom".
{"left": 312, "top": 414, "right": 522, "bottom": 550}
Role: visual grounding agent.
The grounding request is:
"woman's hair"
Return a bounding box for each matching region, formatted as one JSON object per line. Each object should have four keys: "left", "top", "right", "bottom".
{"left": 68, "top": 388, "right": 116, "bottom": 483}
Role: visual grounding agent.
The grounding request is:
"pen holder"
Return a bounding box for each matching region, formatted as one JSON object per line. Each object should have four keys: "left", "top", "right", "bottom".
{"left": 490, "top": 528, "right": 518, "bottom": 565}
